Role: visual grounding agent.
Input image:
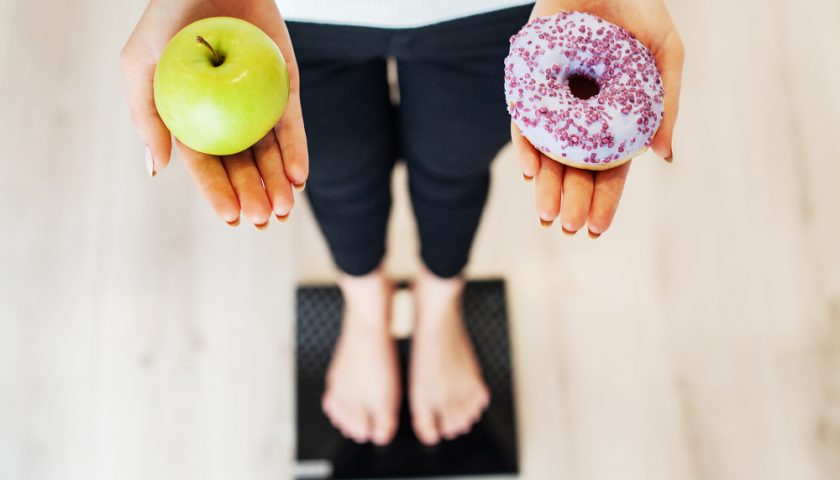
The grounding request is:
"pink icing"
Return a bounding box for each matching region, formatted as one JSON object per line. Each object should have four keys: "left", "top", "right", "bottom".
{"left": 504, "top": 12, "right": 665, "bottom": 167}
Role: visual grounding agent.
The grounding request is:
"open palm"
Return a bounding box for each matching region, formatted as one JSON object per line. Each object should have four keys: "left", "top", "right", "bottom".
{"left": 121, "top": 0, "right": 308, "bottom": 228}
{"left": 512, "top": 0, "right": 684, "bottom": 236}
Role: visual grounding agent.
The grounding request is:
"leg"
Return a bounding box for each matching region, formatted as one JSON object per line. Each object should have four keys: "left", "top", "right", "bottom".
{"left": 288, "top": 23, "right": 400, "bottom": 445}
{"left": 297, "top": 60, "right": 397, "bottom": 275}
{"left": 395, "top": 6, "right": 531, "bottom": 277}
{"left": 394, "top": 6, "right": 532, "bottom": 444}
{"left": 409, "top": 264, "right": 490, "bottom": 445}
{"left": 324, "top": 266, "right": 400, "bottom": 445}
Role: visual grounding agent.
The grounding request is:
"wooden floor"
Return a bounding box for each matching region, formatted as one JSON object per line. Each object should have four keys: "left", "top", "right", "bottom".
{"left": 1, "top": 0, "right": 839, "bottom": 478}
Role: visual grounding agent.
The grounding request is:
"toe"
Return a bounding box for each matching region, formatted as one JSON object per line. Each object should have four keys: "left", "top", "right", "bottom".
{"left": 463, "top": 387, "right": 491, "bottom": 428}
{"left": 466, "top": 403, "right": 483, "bottom": 426}
{"left": 344, "top": 405, "right": 371, "bottom": 443}
{"left": 465, "top": 396, "right": 487, "bottom": 428}
{"left": 323, "top": 395, "right": 355, "bottom": 439}
{"left": 412, "top": 404, "right": 441, "bottom": 445}
{"left": 371, "top": 408, "right": 398, "bottom": 446}
{"left": 442, "top": 392, "right": 488, "bottom": 440}
{"left": 321, "top": 393, "right": 344, "bottom": 430}
{"left": 451, "top": 408, "right": 475, "bottom": 437}
{"left": 476, "top": 386, "right": 491, "bottom": 411}
{"left": 321, "top": 394, "right": 333, "bottom": 418}
{"left": 324, "top": 395, "right": 369, "bottom": 443}
{"left": 440, "top": 406, "right": 464, "bottom": 440}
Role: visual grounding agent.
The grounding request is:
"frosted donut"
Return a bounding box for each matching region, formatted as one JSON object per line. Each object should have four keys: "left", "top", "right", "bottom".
{"left": 504, "top": 11, "right": 664, "bottom": 171}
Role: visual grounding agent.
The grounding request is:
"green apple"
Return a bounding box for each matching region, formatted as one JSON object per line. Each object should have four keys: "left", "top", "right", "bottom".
{"left": 154, "top": 17, "right": 289, "bottom": 156}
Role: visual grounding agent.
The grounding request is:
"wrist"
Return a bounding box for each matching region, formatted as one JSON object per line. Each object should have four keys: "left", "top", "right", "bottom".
{"left": 148, "top": 0, "right": 278, "bottom": 18}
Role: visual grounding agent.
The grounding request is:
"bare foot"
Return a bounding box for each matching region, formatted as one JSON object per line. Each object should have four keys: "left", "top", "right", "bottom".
{"left": 409, "top": 266, "right": 490, "bottom": 445}
{"left": 321, "top": 268, "right": 401, "bottom": 446}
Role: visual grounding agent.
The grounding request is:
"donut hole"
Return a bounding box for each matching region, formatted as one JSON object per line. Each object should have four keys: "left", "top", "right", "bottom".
{"left": 567, "top": 74, "right": 600, "bottom": 100}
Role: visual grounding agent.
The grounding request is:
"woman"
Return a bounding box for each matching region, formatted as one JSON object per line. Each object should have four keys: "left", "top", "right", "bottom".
{"left": 121, "top": 0, "right": 683, "bottom": 447}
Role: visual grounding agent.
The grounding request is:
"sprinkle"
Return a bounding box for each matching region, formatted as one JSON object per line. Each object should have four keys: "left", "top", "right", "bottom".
{"left": 504, "top": 11, "right": 664, "bottom": 167}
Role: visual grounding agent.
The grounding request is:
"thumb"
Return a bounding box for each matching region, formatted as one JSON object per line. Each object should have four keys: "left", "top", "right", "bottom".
{"left": 120, "top": 49, "right": 172, "bottom": 176}
{"left": 650, "top": 31, "right": 685, "bottom": 161}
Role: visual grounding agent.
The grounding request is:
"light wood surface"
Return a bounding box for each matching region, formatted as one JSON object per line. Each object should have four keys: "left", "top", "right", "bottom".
{"left": 1, "top": 0, "right": 839, "bottom": 479}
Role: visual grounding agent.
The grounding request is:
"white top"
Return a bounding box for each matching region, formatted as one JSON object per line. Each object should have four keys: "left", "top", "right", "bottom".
{"left": 277, "top": 0, "right": 534, "bottom": 29}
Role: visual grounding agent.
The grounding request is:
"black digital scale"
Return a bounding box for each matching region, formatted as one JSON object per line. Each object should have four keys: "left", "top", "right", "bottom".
{"left": 295, "top": 280, "right": 519, "bottom": 479}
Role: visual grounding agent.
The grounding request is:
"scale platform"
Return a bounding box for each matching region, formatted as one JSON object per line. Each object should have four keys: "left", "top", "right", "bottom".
{"left": 295, "top": 279, "right": 518, "bottom": 479}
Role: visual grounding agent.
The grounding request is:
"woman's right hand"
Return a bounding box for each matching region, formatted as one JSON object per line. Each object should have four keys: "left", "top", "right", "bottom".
{"left": 512, "top": 0, "right": 684, "bottom": 237}
{"left": 120, "top": 0, "right": 308, "bottom": 228}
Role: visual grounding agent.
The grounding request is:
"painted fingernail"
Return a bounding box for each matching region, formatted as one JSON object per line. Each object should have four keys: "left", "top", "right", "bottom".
{"left": 587, "top": 229, "right": 601, "bottom": 239}
{"left": 562, "top": 227, "right": 577, "bottom": 236}
{"left": 275, "top": 213, "right": 290, "bottom": 223}
{"left": 539, "top": 218, "right": 553, "bottom": 228}
{"left": 522, "top": 173, "right": 534, "bottom": 183}
{"left": 293, "top": 182, "right": 306, "bottom": 192}
{"left": 226, "top": 217, "right": 240, "bottom": 227}
{"left": 145, "top": 146, "right": 156, "bottom": 177}
{"left": 255, "top": 221, "right": 270, "bottom": 231}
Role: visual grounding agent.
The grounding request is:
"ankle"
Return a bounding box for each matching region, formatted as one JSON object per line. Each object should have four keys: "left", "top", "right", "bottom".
{"left": 338, "top": 267, "right": 394, "bottom": 328}
{"left": 415, "top": 266, "right": 464, "bottom": 300}
{"left": 413, "top": 268, "right": 465, "bottom": 332}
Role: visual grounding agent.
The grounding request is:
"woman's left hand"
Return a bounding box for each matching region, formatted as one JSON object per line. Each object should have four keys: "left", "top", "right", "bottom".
{"left": 511, "top": 0, "right": 684, "bottom": 236}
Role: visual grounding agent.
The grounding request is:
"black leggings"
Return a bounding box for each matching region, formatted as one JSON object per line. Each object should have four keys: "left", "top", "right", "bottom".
{"left": 287, "top": 5, "right": 532, "bottom": 278}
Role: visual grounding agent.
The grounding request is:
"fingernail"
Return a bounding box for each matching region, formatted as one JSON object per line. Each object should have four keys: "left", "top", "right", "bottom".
{"left": 226, "top": 217, "right": 240, "bottom": 227}
{"left": 255, "top": 221, "right": 270, "bottom": 231}
{"left": 145, "top": 146, "right": 156, "bottom": 177}
{"left": 562, "top": 227, "right": 577, "bottom": 236}
{"left": 293, "top": 182, "right": 306, "bottom": 192}
{"left": 275, "top": 213, "right": 290, "bottom": 223}
{"left": 539, "top": 218, "right": 553, "bottom": 228}
{"left": 664, "top": 154, "right": 673, "bottom": 163}
{"left": 522, "top": 173, "right": 534, "bottom": 183}
{"left": 587, "top": 229, "right": 601, "bottom": 239}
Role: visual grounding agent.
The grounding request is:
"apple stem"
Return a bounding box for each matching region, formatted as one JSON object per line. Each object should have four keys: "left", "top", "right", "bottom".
{"left": 195, "top": 35, "right": 222, "bottom": 66}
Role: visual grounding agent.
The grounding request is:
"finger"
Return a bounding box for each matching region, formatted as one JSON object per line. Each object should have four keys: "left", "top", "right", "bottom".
{"left": 650, "top": 31, "right": 685, "bottom": 160}
{"left": 222, "top": 151, "right": 273, "bottom": 227}
{"left": 176, "top": 140, "right": 240, "bottom": 223}
{"left": 120, "top": 48, "right": 172, "bottom": 174}
{"left": 242, "top": 4, "right": 309, "bottom": 187}
{"left": 268, "top": 19, "right": 309, "bottom": 186}
{"left": 535, "top": 155, "right": 564, "bottom": 226}
{"left": 252, "top": 133, "right": 295, "bottom": 218}
{"left": 274, "top": 88, "right": 308, "bottom": 188}
{"left": 511, "top": 121, "right": 540, "bottom": 179}
{"left": 587, "top": 161, "right": 632, "bottom": 236}
{"left": 559, "top": 167, "right": 595, "bottom": 234}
